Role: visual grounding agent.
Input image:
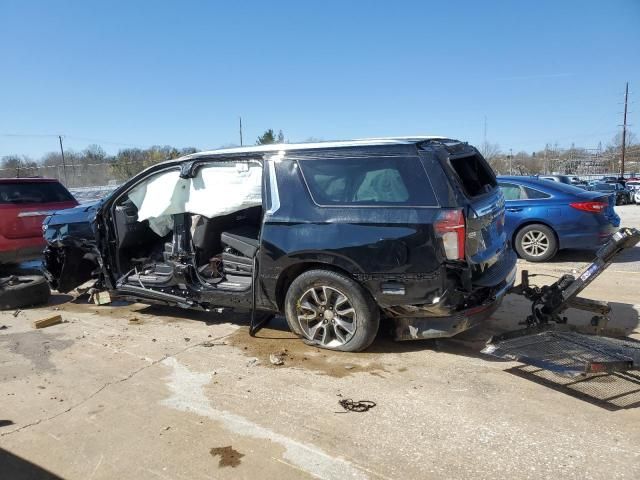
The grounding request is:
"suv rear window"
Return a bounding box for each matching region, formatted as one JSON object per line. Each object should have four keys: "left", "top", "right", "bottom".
{"left": 0, "top": 182, "right": 75, "bottom": 204}
{"left": 298, "top": 157, "right": 437, "bottom": 206}
{"left": 449, "top": 153, "right": 496, "bottom": 197}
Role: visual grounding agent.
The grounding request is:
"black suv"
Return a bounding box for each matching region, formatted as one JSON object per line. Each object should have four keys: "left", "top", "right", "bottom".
{"left": 44, "top": 138, "right": 516, "bottom": 351}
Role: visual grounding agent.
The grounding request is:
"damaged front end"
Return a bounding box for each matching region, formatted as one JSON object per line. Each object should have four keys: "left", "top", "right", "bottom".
{"left": 43, "top": 236, "right": 101, "bottom": 293}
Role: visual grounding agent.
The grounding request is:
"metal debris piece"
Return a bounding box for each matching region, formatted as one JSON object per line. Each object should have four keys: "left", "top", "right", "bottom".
{"left": 12, "top": 309, "right": 21, "bottom": 317}
{"left": 201, "top": 341, "right": 227, "bottom": 347}
{"left": 337, "top": 399, "right": 377, "bottom": 413}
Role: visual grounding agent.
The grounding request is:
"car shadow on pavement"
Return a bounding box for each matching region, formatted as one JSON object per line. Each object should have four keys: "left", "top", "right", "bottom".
{"left": 0, "top": 448, "right": 63, "bottom": 480}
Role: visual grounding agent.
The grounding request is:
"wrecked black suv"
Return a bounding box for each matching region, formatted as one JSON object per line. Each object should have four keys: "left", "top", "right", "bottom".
{"left": 43, "top": 138, "right": 516, "bottom": 351}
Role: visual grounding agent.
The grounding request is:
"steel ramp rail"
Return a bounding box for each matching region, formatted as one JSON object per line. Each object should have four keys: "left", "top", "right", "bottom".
{"left": 482, "top": 329, "right": 640, "bottom": 378}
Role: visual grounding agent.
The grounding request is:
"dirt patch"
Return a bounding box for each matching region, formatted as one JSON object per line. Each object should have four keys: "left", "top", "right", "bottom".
{"left": 210, "top": 446, "right": 244, "bottom": 468}
{"left": 0, "top": 330, "right": 74, "bottom": 377}
{"left": 227, "top": 322, "right": 389, "bottom": 378}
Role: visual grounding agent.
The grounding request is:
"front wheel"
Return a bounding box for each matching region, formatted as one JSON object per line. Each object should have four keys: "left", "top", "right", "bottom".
{"left": 514, "top": 224, "right": 558, "bottom": 262}
{"left": 284, "top": 269, "right": 379, "bottom": 352}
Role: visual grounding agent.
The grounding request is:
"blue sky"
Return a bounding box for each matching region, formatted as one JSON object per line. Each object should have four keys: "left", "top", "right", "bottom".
{"left": 1, "top": 0, "right": 639, "bottom": 158}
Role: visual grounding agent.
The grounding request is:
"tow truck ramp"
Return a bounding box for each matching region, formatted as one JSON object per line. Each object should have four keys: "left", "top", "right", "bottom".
{"left": 482, "top": 327, "right": 640, "bottom": 378}
{"left": 482, "top": 227, "right": 640, "bottom": 378}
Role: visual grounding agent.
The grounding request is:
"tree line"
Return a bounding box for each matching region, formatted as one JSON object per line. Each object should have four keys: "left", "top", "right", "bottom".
{"left": 1, "top": 129, "right": 637, "bottom": 187}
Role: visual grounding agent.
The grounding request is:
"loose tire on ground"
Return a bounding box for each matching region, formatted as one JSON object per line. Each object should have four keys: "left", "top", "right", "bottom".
{"left": 284, "top": 269, "right": 380, "bottom": 352}
{"left": 0, "top": 275, "right": 51, "bottom": 310}
{"left": 514, "top": 224, "right": 558, "bottom": 262}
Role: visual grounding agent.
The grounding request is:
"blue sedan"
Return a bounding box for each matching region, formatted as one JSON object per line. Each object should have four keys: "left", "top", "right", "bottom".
{"left": 497, "top": 176, "right": 620, "bottom": 261}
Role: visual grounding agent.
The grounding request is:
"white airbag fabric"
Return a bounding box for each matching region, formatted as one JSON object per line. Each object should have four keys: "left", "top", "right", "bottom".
{"left": 128, "top": 163, "right": 262, "bottom": 236}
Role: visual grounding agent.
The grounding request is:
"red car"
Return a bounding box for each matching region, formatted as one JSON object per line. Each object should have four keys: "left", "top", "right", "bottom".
{"left": 0, "top": 178, "right": 78, "bottom": 264}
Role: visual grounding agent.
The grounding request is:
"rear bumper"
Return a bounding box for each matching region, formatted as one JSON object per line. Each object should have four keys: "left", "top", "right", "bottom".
{"left": 0, "top": 235, "right": 45, "bottom": 264}
{"left": 393, "top": 254, "right": 517, "bottom": 341}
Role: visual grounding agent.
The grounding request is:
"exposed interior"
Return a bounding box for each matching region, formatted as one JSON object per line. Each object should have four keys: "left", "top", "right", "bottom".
{"left": 110, "top": 160, "right": 263, "bottom": 292}
{"left": 449, "top": 153, "right": 497, "bottom": 197}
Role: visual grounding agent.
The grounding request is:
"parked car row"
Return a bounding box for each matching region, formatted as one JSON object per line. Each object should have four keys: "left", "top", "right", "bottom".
{"left": 0, "top": 138, "right": 625, "bottom": 353}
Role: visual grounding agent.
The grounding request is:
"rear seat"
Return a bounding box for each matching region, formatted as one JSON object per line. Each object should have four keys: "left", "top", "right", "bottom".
{"left": 220, "top": 226, "right": 260, "bottom": 276}
{"left": 220, "top": 226, "right": 260, "bottom": 258}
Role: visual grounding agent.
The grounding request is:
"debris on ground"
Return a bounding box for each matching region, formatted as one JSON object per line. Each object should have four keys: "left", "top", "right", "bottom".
{"left": 246, "top": 357, "right": 260, "bottom": 367}
{"left": 91, "top": 290, "right": 112, "bottom": 305}
{"left": 12, "top": 309, "right": 21, "bottom": 317}
{"left": 0, "top": 325, "right": 8, "bottom": 330}
{"left": 33, "top": 314, "right": 63, "bottom": 329}
{"left": 337, "top": 399, "right": 377, "bottom": 413}
{"left": 269, "top": 352, "right": 286, "bottom": 366}
{"left": 201, "top": 341, "right": 227, "bottom": 347}
{"left": 128, "top": 317, "right": 141, "bottom": 324}
{"left": 210, "top": 446, "right": 244, "bottom": 468}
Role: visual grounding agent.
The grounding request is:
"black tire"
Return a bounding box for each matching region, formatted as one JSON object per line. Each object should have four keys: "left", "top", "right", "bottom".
{"left": 0, "top": 275, "right": 51, "bottom": 310}
{"left": 284, "top": 269, "right": 380, "bottom": 352}
{"left": 514, "top": 224, "right": 558, "bottom": 262}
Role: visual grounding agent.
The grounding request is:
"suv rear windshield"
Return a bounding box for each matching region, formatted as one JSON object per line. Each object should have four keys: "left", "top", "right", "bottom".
{"left": 0, "top": 181, "right": 75, "bottom": 204}
{"left": 448, "top": 153, "right": 496, "bottom": 197}
{"left": 298, "top": 156, "right": 437, "bottom": 206}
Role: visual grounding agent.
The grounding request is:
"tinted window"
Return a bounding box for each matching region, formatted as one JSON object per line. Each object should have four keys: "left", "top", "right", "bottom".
{"left": 523, "top": 187, "right": 550, "bottom": 199}
{"left": 299, "top": 157, "right": 437, "bottom": 206}
{"left": 499, "top": 183, "right": 524, "bottom": 200}
{"left": 0, "top": 182, "right": 75, "bottom": 204}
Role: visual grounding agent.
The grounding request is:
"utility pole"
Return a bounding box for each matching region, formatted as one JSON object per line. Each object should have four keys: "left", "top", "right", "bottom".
{"left": 239, "top": 117, "right": 243, "bottom": 146}
{"left": 483, "top": 116, "right": 487, "bottom": 146}
{"left": 58, "top": 135, "right": 68, "bottom": 185}
{"left": 509, "top": 148, "right": 513, "bottom": 175}
{"left": 620, "top": 82, "right": 629, "bottom": 179}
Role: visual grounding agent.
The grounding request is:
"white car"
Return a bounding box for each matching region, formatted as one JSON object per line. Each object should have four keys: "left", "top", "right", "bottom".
{"left": 626, "top": 181, "right": 640, "bottom": 204}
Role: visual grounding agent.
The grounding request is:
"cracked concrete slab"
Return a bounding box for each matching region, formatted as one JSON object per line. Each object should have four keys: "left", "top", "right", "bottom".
{"left": 0, "top": 207, "right": 639, "bottom": 479}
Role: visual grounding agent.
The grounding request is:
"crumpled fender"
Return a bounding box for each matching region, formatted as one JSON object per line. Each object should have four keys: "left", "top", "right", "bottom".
{"left": 43, "top": 236, "right": 101, "bottom": 293}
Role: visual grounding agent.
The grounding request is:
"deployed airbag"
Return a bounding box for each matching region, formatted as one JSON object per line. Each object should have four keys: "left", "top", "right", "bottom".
{"left": 128, "top": 162, "right": 262, "bottom": 235}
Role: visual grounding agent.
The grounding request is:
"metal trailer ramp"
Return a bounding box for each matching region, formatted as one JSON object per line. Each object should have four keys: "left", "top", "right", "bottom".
{"left": 482, "top": 329, "right": 640, "bottom": 378}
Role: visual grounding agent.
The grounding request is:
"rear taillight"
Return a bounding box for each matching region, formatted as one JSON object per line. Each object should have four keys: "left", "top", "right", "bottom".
{"left": 435, "top": 209, "right": 465, "bottom": 260}
{"left": 569, "top": 201, "right": 607, "bottom": 213}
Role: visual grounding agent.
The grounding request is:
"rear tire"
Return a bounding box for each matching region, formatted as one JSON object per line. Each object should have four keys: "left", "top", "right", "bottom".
{"left": 0, "top": 275, "right": 51, "bottom": 310}
{"left": 284, "top": 269, "right": 379, "bottom": 352}
{"left": 514, "top": 224, "right": 558, "bottom": 262}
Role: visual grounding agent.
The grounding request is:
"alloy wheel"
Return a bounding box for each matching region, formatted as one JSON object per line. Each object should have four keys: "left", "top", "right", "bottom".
{"left": 521, "top": 230, "right": 550, "bottom": 257}
{"left": 296, "top": 286, "right": 357, "bottom": 348}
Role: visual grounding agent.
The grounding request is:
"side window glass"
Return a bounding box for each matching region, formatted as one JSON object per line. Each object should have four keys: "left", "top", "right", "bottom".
{"left": 523, "top": 187, "right": 550, "bottom": 199}
{"left": 498, "top": 183, "right": 523, "bottom": 201}
{"left": 298, "top": 156, "right": 437, "bottom": 206}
